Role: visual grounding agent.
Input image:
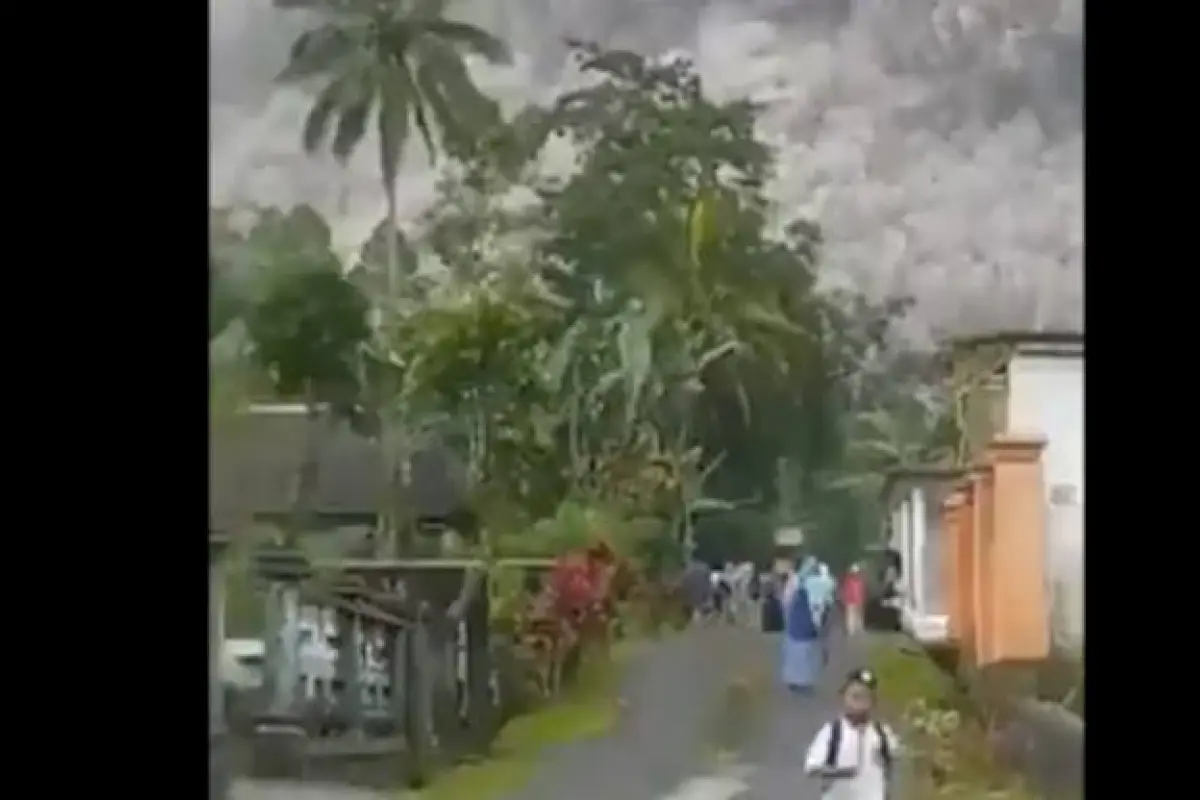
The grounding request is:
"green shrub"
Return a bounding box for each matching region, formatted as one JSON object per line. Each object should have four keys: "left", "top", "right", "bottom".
{"left": 869, "top": 637, "right": 1037, "bottom": 800}
{"left": 402, "top": 641, "right": 635, "bottom": 800}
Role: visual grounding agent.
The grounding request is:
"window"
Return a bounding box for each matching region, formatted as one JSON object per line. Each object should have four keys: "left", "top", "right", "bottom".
{"left": 234, "top": 654, "right": 264, "bottom": 670}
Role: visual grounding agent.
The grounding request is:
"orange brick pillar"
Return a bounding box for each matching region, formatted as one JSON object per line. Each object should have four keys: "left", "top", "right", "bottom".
{"left": 985, "top": 433, "right": 1049, "bottom": 663}
{"left": 958, "top": 478, "right": 978, "bottom": 662}
{"left": 941, "top": 490, "right": 964, "bottom": 640}
{"left": 972, "top": 467, "right": 994, "bottom": 666}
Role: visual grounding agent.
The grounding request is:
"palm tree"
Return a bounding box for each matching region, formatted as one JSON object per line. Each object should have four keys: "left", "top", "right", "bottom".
{"left": 277, "top": 0, "right": 510, "bottom": 301}
{"left": 276, "top": 0, "right": 511, "bottom": 553}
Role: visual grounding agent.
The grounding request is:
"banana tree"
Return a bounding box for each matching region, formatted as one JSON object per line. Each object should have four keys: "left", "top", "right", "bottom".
{"left": 382, "top": 270, "right": 570, "bottom": 532}
{"left": 824, "top": 399, "right": 956, "bottom": 506}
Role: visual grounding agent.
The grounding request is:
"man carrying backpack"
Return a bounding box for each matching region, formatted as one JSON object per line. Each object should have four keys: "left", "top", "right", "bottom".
{"left": 804, "top": 668, "right": 900, "bottom": 800}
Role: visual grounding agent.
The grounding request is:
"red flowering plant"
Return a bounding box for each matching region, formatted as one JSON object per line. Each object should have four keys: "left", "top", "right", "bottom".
{"left": 513, "top": 587, "right": 578, "bottom": 697}
{"left": 549, "top": 550, "right": 613, "bottom": 643}
{"left": 512, "top": 539, "right": 629, "bottom": 696}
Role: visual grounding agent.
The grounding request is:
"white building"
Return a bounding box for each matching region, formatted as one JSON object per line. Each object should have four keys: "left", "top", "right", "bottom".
{"left": 999, "top": 334, "right": 1084, "bottom": 654}
{"left": 887, "top": 332, "right": 1084, "bottom": 652}
{"left": 884, "top": 467, "right": 961, "bottom": 644}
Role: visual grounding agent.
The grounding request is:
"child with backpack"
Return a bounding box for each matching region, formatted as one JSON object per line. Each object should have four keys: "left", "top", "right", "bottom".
{"left": 804, "top": 668, "right": 899, "bottom": 800}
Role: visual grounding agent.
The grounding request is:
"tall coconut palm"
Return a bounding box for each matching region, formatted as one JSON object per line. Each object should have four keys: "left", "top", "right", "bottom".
{"left": 276, "top": 0, "right": 511, "bottom": 553}
{"left": 277, "top": 0, "right": 510, "bottom": 300}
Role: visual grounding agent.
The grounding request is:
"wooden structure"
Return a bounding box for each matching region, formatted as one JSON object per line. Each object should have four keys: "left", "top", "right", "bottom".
{"left": 208, "top": 406, "right": 548, "bottom": 792}
{"left": 209, "top": 543, "right": 556, "bottom": 793}
{"left": 210, "top": 404, "right": 472, "bottom": 543}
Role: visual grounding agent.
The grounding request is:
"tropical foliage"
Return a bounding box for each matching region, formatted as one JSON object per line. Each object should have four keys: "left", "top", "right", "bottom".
{"left": 210, "top": 27, "right": 957, "bottom": 573}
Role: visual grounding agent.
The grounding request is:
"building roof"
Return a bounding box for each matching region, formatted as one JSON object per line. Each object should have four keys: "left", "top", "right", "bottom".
{"left": 210, "top": 406, "right": 467, "bottom": 534}
{"left": 945, "top": 330, "right": 1084, "bottom": 355}
{"left": 880, "top": 465, "right": 967, "bottom": 507}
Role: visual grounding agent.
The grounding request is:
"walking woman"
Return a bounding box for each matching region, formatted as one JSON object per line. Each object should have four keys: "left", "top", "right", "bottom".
{"left": 760, "top": 571, "right": 785, "bottom": 633}
{"left": 806, "top": 562, "right": 837, "bottom": 663}
{"left": 780, "top": 557, "right": 823, "bottom": 693}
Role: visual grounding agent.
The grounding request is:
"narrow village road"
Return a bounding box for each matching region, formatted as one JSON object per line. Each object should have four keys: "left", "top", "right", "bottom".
{"left": 235, "top": 624, "right": 873, "bottom": 800}
{"left": 504, "top": 624, "right": 870, "bottom": 800}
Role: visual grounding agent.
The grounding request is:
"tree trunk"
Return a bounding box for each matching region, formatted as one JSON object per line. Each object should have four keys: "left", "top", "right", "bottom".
{"left": 380, "top": 167, "right": 406, "bottom": 557}
{"left": 288, "top": 384, "right": 321, "bottom": 545}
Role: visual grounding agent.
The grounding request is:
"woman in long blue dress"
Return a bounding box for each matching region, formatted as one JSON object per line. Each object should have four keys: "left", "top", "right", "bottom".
{"left": 780, "top": 559, "right": 823, "bottom": 692}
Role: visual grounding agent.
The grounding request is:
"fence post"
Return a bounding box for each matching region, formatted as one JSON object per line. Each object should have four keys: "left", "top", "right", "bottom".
{"left": 333, "top": 601, "right": 364, "bottom": 737}
{"left": 427, "top": 616, "right": 459, "bottom": 756}
{"left": 389, "top": 618, "right": 409, "bottom": 732}
{"left": 251, "top": 543, "right": 312, "bottom": 779}
{"left": 465, "top": 571, "right": 494, "bottom": 753}
{"left": 210, "top": 531, "right": 231, "bottom": 800}
{"left": 404, "top": 605, "right": 434, "bottom": 788}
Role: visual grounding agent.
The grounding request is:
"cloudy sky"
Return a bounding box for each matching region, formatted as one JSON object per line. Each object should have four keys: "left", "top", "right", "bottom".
{"left": 210, "top": 0, "right": 1083, "bottom": 340}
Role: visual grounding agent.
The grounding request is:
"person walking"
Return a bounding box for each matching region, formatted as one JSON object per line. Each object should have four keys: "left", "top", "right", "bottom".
{"left": 804, "top": 668, "right": 900, "bottom": 799}
{"left": 841, "top": 564, "right": 866, "bottom": 636}
{"left": 780, "top": 557, "right": 823, "bottom": 692}
{"left": 806, "top": 562, "right": 837, "bottom": 662}
{"left": 682, "top": 558, "right": 714, "bottom": 626}
{"left": 877, "top": 565, "right": 903, "bottom": 632}
{"left": 760, "top": 571, "right": 785, "bottom": 633}
{"left": 712, "top": 567, "right": 733, "bottom": 624}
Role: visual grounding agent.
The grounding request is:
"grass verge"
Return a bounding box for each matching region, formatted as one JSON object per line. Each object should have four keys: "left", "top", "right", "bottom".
{"left": 868, "top": 636, "right": 1037, "bottom": 800}
{"left": 401, "top": 640, "right": 640, "bottom": 800}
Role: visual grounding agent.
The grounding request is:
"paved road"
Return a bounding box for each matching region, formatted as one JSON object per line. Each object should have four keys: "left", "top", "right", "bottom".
{"left": 235, "top": 625, "right": 871, "bottom": 800}
{"left": 505, "top": 624, "right": 872, "bottom": 800}
{"left": 498, "top": 624, "right": 776, "bottom": 800}
{"left": 673, "top": 630, "right": 869, "bottom": 800}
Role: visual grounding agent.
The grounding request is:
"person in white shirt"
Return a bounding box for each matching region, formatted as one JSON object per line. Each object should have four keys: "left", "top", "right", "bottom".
{"left": 804, "top": 668, "right": 900, "bottom": 800}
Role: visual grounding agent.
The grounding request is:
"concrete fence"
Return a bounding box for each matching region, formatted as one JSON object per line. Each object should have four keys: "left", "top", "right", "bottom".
{"left": 210, "top": 536, "right": 554, "bottom": 798}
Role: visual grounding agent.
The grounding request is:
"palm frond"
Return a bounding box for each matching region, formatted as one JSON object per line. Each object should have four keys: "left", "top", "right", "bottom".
{"left": 277, "top": 25, "right": 358, "bottom": 83}
{"left": 847, "top": 438, "right": 902, "bottom": 463}
{"left": 332, "top": 100, "right": 372, "bottom": 162}
{"left": 413, "top": 43, "right": 502, "bottom": 161}
{"left": 853, "top": 408, "right": 901, "bottom": 443}
{"left": 301, "top": 82, "right": 343, "bottom": 153}
{"left": 420, "top": 20, "right": 513, "bottom": 65}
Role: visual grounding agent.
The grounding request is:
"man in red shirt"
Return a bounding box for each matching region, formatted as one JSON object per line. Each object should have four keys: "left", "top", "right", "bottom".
{"left": 841, "top": 564, "right": 866, "bottom": 635}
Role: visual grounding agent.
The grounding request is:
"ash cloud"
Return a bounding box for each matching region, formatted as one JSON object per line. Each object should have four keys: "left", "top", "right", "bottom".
{"left": 209, "top": 0, "right": 1083, "bottom": 339}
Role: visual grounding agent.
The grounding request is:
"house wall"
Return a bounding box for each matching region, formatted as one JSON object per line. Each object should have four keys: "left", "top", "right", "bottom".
{"left": 889, "top": 486, "right": 950, "bottom": 642}
{"left": 1006, "top": 352, "right": 1085, "bottom": 653}
{"left": 922, "top": 497, "right": 943, "bottom": 614}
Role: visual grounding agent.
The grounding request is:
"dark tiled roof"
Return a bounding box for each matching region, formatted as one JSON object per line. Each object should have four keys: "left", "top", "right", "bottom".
{"left": 209, "top": 407, "right": 467, "bottom": 533}
{"left": 943, "top": 330, "right": 1084, "bottom": 352}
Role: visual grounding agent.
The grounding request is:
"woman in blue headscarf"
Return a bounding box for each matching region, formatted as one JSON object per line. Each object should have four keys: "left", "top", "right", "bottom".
{"left": 805, "top": 562, "right": 837, "bottom": 663}
{"left": 780, "top": 557, "right": 823, "bottom": 692}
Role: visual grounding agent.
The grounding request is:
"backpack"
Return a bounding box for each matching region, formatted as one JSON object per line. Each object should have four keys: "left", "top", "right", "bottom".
{"left": 825, "top": 718, "right": 893, "bottom": 771}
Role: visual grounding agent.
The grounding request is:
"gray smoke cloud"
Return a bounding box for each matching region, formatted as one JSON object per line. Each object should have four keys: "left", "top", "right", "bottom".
{"left": 210, "top": 0, "right": 1083, "bottom": 339}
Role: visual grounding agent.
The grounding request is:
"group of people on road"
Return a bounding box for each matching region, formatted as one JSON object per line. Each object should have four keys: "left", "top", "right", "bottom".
{"left": 682, "top": 554, "right": 897, "bottom": 799}
{"left": 778, "top": 558, "right": 898, "bottom": 800}
{"left": 680, "top": 559, "right": 759, "bottom": 625}
{"left": 775, "top": 558, "right": 868, "bottom": 692}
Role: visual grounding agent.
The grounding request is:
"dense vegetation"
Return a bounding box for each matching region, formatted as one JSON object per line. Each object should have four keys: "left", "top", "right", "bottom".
{"left": 209, "top": 0, "right": 958, "bottom": 571}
